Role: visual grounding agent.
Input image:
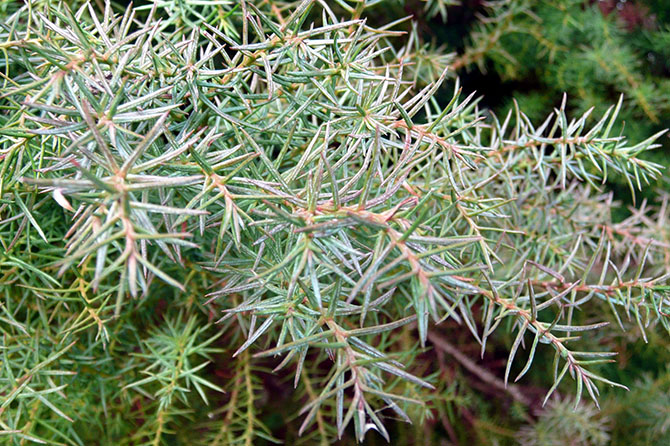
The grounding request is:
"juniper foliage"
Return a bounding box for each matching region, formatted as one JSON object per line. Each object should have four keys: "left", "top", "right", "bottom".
{"left": 0, "top": 1, "right": 669, "bottom": 444}
{"left": 449, "top": 0, "right": 670, "bottom": 178}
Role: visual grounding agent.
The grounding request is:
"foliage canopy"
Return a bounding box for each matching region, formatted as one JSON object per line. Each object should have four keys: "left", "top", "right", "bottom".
{"left": 1, "top": 0, "right": 669, "bottom": 444}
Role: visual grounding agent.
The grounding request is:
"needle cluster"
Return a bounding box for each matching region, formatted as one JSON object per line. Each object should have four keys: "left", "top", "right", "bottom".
{"left": 1, "top": 1, "right": 669, "bottom": 444}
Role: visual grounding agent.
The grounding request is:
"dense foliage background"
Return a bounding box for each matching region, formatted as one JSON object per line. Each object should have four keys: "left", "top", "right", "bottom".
{"left": 1, "top": 1, "right": 669, "bottom": 445}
